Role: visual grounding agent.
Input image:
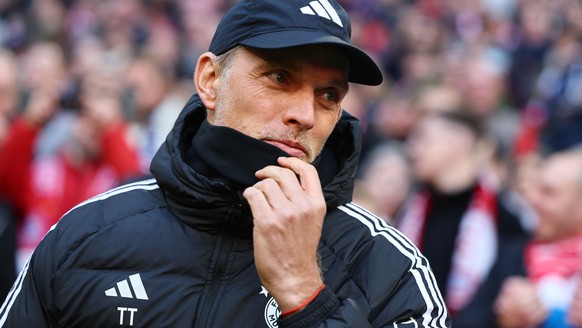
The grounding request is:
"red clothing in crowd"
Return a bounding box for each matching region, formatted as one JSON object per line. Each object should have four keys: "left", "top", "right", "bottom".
{"left": 0, "top": 118, "right": 143, "bottom": 266}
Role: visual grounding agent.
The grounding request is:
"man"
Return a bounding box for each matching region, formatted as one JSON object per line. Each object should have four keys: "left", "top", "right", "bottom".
{"left": 494, "top": 149, "right": 582, "bottom": 327}
{"left": 0, "top": 74, "right": 142, "bottom": 270}
{"left": 397, "top": 110, "right": 529, "bottom": 327}
{"left": 353, "top": 141, "right": 412, "bottom": 223}
{"left": 125, "top": 56, "right": 186, "bottom": 171}
{"left": 1, "top": 0, "right": 450, "bottom": 326}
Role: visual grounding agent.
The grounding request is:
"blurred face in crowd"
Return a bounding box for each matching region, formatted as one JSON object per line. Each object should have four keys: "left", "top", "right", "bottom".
{"left": 361, "top": 150, "right": 411, "bottom": 219}
{"left": 374, "top": 94, "right": 418, "bottom": 140}
{"left": 463, "top": 59, "right": 505, "bottom": 116}
{"left": 21, "top": 42, "right": 66, "bottom": 94}
{"left": 71, "top": 113, "right": 101, "bottom": 160}
{"left": 196, "top": 45, "right": 349, "bottom": 163}
{"left": 126, "top": 58, "right": 168, "bottom": 118}
{"left": 529, "top": 153, "right": 582, "bottom": 242}
{"left": 407, "top": 114, "right": 477, "bottom": 183}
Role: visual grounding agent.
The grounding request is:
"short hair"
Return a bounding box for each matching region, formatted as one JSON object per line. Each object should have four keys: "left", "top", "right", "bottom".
{"left": 358, "top": 141, "right": 408, "bottom": 179}
{"left": 433, "top": 110, "right": 486, "bottom": 140}
{"left": 213, "top": 45, "right": 242, "bottom": 78}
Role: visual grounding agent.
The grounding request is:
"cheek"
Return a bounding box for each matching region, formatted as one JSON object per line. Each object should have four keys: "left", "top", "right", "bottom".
{"left": 314, "top": 111, "right": 339, "bottom": 136}
{"left": 537, "top": 201, "right": 568, "bottom": 232}
{"left": 414, "top": 142, "right": 443, "bottom": 166}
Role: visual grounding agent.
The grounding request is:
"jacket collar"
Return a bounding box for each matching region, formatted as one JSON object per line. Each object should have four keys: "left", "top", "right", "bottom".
{"left": 150, "top": 94, "right": 362, "bottom": 237}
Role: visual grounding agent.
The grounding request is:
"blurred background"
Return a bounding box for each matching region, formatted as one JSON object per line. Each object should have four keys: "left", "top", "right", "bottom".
{"left": 1, "top": 0, "right": 582, "bottom": 326}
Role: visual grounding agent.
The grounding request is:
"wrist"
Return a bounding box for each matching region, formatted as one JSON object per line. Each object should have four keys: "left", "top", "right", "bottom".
{"left": 280, "top": 283, "right": 325, "bottom": 317}
{"left": 273, "top": 276, "right": 324, "bottom": 314}
{"left": 277, "top": 286, "right": 340, "bottom": 328}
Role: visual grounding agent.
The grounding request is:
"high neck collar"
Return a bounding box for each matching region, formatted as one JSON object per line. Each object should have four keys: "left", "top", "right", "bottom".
{"left": 187, "top": 119, "right": 290, "bottom": 190}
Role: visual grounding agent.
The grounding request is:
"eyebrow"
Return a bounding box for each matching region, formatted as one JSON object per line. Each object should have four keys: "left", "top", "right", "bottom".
{"left": 254, "top": 51, "right": 349, "bottom": 91}
{"left": 328, "top": 78, "right": 350, "bottom": 94}
{"left": 254, "top": 49, "right": 304, "bottom": 70}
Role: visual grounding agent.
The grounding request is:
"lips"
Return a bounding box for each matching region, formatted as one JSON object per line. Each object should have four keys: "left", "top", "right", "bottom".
{"left": 264, "top": 139, "right": 307, "bottom": 158}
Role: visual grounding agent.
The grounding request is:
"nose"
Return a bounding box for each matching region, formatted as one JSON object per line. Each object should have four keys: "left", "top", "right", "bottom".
{"left": 282, "top": 90, "right": 315, "bottom": 130}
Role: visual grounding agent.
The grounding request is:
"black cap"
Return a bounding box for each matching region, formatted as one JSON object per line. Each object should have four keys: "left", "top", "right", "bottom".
{"left": 208, "top": 0, "right": 383, "bottom": 86}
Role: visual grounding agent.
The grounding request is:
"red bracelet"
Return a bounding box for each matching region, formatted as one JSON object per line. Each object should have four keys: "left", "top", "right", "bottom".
{"left": 280, "top": 284, "right": 326, "bottom": 317}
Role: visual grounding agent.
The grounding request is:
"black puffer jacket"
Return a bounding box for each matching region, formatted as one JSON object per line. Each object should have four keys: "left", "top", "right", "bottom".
{"left": 0, "top": 95, "right": 450, "bottom": 327}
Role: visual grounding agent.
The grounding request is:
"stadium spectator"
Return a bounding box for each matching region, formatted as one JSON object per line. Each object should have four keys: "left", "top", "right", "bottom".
{"left": 353, "top": 141, "right": 412, "bottom": 223}
{"left": 0, "top": 70, "right": 142, "bottom": 268}
{"left": 125, "top": 55, "right": 187, "bottom": 171}
{"left": 495, "top": 148, "right": 582, "bottom": 328}
{"left": 396, "top": 110, "right": 530, "bottom": 327}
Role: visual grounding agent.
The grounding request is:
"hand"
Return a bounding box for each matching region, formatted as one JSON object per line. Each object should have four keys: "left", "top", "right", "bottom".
{"left": 23, "top": 88, "right": 59, "bottom": 127}
{"left": 243, "top": 157, "right": 326, "bottom": 313}
{"left": 494, "top": 277, "right": 548, "bottom": 328}
{"left": 568, "top": 280, "right": 582, "bottom": 326}
{"left": 82, "top": 94, "right": 123, "bottom": 134}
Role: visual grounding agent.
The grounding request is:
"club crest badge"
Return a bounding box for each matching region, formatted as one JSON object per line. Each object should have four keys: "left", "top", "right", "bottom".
{"left": 260, "top": 286, "right": 281, "bottom": 327}
{"left": 264, "top": 297, "right": 281, "bottom": 327}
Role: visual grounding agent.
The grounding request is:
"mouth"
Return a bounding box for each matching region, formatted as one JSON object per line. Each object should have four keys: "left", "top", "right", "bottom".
{"left": 263, "top": 139, "right": 308, "bottom": 158}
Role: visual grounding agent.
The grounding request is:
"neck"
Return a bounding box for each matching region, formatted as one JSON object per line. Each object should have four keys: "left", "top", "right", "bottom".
{"left": 431, "top": 161, "right": 479, "bottom": 194}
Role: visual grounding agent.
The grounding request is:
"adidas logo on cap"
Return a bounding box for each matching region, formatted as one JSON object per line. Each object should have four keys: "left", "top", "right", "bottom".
{"left": 300, "top": 0, "right": 343, "bottom": 27}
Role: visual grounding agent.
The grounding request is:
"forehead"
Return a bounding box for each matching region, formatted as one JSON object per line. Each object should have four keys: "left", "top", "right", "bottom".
{"left": 542, "top": 155, "right": 582, "bottom": 189}
{"left": 417, "top": 115, "right": 471, "bottom": 137}
{"left": 242, "top": 45, "right": 350, "bottom": 75}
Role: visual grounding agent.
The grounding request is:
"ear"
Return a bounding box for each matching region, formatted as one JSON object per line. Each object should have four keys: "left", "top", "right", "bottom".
{"left": 194, "top": 52, "right": 219, "bottom": 111}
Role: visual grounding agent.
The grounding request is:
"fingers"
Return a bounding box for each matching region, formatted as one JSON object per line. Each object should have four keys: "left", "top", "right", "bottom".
{"left": 244, "top": 157, "right": 326, "bottom": 313}
{"left": 276, "top": 157, "right": 322, "bottom": 194}
{"left": 24, "top": 88, "right": 59, "bottom": 126}
{"left": 494, "top": 277, "right": 548, "bottom": 328}
{"left": 253, "top": 165, "right": 304, "bottom": 204}
{"left": 243, "top": 158, "right": 326, "bottom": 226}
{"left": 243, "top": 177, "right": 296, "bottom": 227}
{"left": 254, "top": 157, "right": 324, "bottom": 201}
{"left": 242, "top": 185, "right": 273, "bottom": 219}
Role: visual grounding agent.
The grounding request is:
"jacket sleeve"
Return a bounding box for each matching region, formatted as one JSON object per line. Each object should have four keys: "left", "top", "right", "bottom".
{"left": 278, "top": 287, "right": 371, "bottom": 328}
{"left": 278, "top": 272, "right": 451, "bottom": 328}
{"left": 0, "top": 228, "right": 58, "bottom": 328}
{"left": 278, "top": 205, "right": 452, "bottom": 327}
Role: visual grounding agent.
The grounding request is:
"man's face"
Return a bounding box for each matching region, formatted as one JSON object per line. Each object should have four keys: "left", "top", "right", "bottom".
{"left": 530, "top": 154, "right": 582, "bottom": 242}
{"left": 407, "top": 115, "right": 476, "bottom": 183}
{"left": 208, "top": 45, "right": 349, "bottom": 163}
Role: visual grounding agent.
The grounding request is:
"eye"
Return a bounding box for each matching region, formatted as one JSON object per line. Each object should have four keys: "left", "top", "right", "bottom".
{"left": 321, "top": 89, "right": 341, "bottom": 104}
{"left": 268, "top": 71, "right": 288, "bottom": 84}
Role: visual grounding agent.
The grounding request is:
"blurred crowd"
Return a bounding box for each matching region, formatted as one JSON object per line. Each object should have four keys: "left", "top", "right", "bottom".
{"left": 1, "top": 0, "right": 582, "bottom": 327}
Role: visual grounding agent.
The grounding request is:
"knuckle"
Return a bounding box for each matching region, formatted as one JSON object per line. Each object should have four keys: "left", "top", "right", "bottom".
{"left": 257, "top": 178, "right": 277, "bottom": 190}
{"left": 279, "top": 206, "right": 297, "bottom": 221}
{"left": 243, "top": 187, "right": 258, "bottom": 198}
{"left": 279, "top": 167, "right": 296, "bottom": 179}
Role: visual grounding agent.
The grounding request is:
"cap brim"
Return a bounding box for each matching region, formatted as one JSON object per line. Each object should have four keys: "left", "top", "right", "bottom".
{"left": 239, "top": 30, "right": 383, "bottom": 86}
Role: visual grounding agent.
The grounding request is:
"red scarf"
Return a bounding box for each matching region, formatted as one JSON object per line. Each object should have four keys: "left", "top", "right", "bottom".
{"left": 397, "top": 179, "right": 498, "bottom": 314}
{"left": 526, "top": 235, "right": 582, "bottom": 283}
{"left": 526, "top": 235, "right": 582, "bottom": 312}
